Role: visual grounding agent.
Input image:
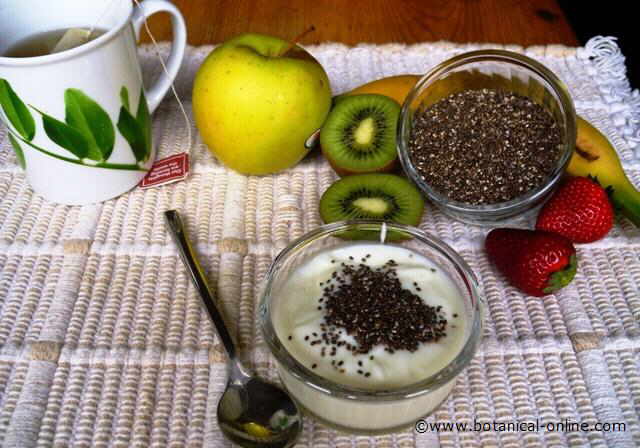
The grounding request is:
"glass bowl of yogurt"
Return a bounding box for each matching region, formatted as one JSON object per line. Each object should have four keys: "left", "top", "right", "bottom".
{"left": 259, "top": 221, "right": 483, "bottom": 434}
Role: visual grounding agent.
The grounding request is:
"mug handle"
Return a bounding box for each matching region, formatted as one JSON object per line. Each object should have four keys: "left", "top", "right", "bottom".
{"left": 131, "top": 0, "right": 187, "bottom": 113}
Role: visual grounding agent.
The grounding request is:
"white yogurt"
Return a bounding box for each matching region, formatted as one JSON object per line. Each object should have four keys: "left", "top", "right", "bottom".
{"left": 271, "top": 242, "right": 470, "bottom": 432}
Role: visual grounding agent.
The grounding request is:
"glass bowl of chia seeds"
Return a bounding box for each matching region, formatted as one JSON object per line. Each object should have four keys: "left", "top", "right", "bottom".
{"left": 397, "top": 50, "right": 576, "bottom": 226}
{"left": 259, "top": 220, "right": 483, "bottom": 434}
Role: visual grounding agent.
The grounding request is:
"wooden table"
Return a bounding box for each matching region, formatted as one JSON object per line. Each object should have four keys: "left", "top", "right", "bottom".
{"left": 142, "top": 0, "right": 578, "bottom": 47}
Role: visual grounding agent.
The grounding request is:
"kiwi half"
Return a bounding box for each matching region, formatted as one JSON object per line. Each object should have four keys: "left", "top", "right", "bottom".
{"left": 319, "top": 173, "right": 425, "bottom": 239}
{"left": 320, "top": 94, "right": 401, "bottom": 176}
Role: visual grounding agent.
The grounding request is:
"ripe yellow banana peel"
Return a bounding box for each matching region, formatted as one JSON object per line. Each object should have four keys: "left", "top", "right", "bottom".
{"left": 337, "top": 71, "right": 515, "bottom": 107}
{"left": 568, "top": 117, "right": 640, "bottom": 226}
{"left": 338, "top": 74, "right": 420, "bottom": 105}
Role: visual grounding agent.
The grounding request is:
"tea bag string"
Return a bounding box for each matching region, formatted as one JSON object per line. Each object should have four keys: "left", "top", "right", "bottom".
{"left": 88, "top": 0, "right": 118, "bottom": 38}
{"left": 132, "top": 0, "right": 193, "bottom": 158}
{"left": 130, "top": 0, "right": 193, "bottom": 207}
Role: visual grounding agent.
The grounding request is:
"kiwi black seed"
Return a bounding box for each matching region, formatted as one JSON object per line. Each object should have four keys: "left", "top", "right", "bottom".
{"left": 319, "top": 173, "right": 425, "bottom": 239}
{"left": 320, "top": 94, "right": 401, "bottom": 175}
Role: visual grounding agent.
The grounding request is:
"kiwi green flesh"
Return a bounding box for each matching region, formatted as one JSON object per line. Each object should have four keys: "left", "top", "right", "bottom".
{"left": 352, "top": 117, "right": 376, "bottom": 149}
{"left": 320, "top": 94, "right": 400, "bottom": 172}
{"left": 319, "top": 174, "right": 425, "bottom": 234}
{"left": 337, "top": 189, "right": 400, "bottom": 220}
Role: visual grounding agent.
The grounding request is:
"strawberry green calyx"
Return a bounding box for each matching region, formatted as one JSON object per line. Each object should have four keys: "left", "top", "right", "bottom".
{"left": 586, "top": 175, "right": 614, "bottom": 198}
{"left": 485, "top": 228, "right": 577, "bottom": 297}
{"left": 543, "top": 254, "right": 577, "bottom": 294}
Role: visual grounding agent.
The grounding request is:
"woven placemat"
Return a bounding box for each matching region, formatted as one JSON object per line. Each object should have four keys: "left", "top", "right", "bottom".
{"left": 0, "top": 37, "right": 639, "bottom": 447}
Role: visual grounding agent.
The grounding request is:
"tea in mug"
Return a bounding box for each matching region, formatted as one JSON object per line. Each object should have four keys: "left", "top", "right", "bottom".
{"left": 4, "top": 28, "right": 106, "bottom": 57}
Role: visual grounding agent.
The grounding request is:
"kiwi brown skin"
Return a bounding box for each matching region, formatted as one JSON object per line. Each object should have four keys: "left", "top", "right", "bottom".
{"left": 320, "top": 94, "right": 401, "bottom": 177}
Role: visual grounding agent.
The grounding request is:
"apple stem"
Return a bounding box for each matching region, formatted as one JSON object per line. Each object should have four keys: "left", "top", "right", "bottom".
{"left": 278, "top": 25, "right": 316, "bottom": 56}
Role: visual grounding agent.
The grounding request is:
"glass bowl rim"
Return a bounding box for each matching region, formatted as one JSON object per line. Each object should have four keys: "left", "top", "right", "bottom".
{"left": 259, "top": 220, "right": 483, "bottom": 402}
{"left": 397, "top": 49, "right": 577, "bottom": 215}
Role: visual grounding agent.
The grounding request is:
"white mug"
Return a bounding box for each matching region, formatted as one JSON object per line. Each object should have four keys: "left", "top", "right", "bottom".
{"left": 0, "top": 0, "right": 187, "bottom": 204}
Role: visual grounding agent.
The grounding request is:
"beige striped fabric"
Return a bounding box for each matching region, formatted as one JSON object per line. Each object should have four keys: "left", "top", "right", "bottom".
{"left": 0, "top": 37, "right": 639, "bottom": 447}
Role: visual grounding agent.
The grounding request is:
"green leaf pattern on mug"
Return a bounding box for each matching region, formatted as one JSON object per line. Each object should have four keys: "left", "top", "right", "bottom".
{"left": 137, "top": 90, "right": 151, "bottom": 161}
{"left": 117, "top": 86, "right": 152, "bottom": 162}
{"left": 64, "top": 89, "right": 115, "bottom": 161}
{"left": 117, "top": 107, "right": 147, "bottom": 162}
{"left": 8, "top": 133, "right": 26, "bottom": 169}
{"left": 0, "top": 79, "right": 150, "bottom": 171}
{"left": 34, "top": 89, "right": 115, "bottom": 161}
{"left": 0, "top": 78, "right": 36, "bottom": 140}
{"left": 39, "top": 110, "right": 90, "bottom": 159}
{"left": 120, "top": 86, "right": 131, "bottom": 112}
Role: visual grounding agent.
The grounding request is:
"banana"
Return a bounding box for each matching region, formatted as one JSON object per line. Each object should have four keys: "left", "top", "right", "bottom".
{"left": 337, "top": 71, "right": 500, "bottom": 107}
{"left": 337, "top": 75, "right": 420, "bottom": 105}
{"left": 568, "top": 116, "right": 640, "bottom": 226}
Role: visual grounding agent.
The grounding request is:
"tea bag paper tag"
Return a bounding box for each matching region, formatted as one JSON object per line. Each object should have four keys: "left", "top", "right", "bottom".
{"left": 139, "top": 152, "right": 190, "bottom": 189}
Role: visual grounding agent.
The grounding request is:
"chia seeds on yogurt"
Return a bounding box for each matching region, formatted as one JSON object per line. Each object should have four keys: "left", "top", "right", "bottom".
{"left": 298, "top": 258, "right": 449, "bottom": 377}
{"left": 408, "top": 88, "right": 562, "bottom": 205}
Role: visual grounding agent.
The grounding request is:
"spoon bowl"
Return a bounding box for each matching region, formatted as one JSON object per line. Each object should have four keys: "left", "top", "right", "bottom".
{"left": 164, "top": 210, "right": 302, "bottom": 448}
{"left": 218, "top": 375, "right": 302, "bottom": 448}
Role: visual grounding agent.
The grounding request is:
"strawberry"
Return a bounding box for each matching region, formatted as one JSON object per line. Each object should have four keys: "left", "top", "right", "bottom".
{"left": 485, "top": 228, "right": 577, "bottom": 297}
{"left": 536, "top": 176, "right": 613, "bottom": 243}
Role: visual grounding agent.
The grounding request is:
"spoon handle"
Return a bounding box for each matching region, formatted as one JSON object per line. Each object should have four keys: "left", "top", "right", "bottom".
{"left": 164, "top": 210, "right": 237, "bottom": 361}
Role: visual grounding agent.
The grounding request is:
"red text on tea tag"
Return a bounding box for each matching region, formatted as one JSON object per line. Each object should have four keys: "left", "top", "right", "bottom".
{"left": 139, "top": 152, "right": 190, "bottom": 189}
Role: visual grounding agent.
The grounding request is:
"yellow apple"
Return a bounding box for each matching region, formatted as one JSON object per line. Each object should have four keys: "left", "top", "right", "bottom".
{"left": 192, "top": 33, "right": 332, "bottom": 175}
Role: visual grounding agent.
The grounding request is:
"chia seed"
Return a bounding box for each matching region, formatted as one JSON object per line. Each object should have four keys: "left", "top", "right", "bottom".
{"left": 305, "top": 259, "right": 448, "bottom": 358}
{"left": 409, "top": 88, "right": 562, "bottom": 205}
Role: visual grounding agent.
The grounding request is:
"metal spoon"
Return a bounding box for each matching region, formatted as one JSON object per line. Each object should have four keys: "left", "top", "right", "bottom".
{"left": 164, "top": 210, "right": 302, "bottom": 448}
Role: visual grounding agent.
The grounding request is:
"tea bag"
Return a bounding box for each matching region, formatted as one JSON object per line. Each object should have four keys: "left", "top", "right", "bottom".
{"left": 51, "top": 28, "right": 92, "bottom": 53}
